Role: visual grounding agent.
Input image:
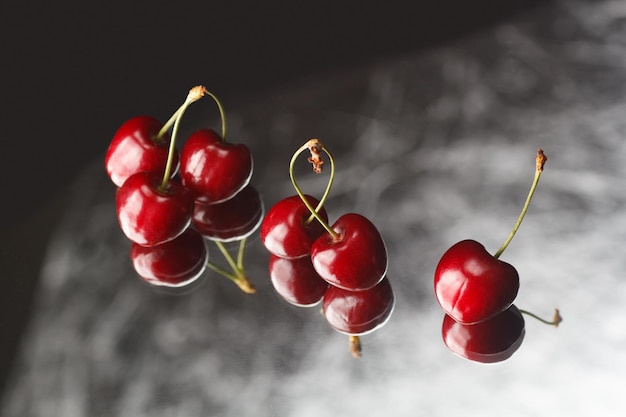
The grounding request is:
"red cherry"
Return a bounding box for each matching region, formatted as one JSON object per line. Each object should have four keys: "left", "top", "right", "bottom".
{"left": 131, "top": 228, "right": 208, "bottom": 287}
{"left": 105, "top": 115, "right": 179, "bottom": 188}
{"left": 322, "top": 277, "right": 394, "bottom": 335}
{"left": 260, "top": 194, "right": 329, "bottom": 259}
{"left": 192, "top": 184, "right": 263, "bottom": 242}
{"left": 179, "top": 129, "right": 253, "bottom": 203}
{"left": 434, "top": 239, "right": 520, "bottom": 324}
{"left": 269, "top": 254, "right": 329, "bottom": 307}
{"left": 311, "top": 213, "right": 387, "bottom": 291}
{"left": 116, "top": 171, "right": 193, "bottom": 246}
{"left": 441, "top": 304, "right": 525, "bottom": 363}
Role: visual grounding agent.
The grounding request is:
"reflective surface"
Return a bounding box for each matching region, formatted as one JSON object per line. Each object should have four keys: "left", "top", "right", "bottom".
{"left": 4, "top": 1, "right": 626, "bottom": 415}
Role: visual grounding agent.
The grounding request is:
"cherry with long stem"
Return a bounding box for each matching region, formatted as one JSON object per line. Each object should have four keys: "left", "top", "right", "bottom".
{"left": 290, "top": 139, "right": 370, "bottom": 357}
{"left": 178, "top": 88, "right": 254, "bottom": 293}
{"left": 434, "top": 148, "right": 553, "bottom": 325}
{"left": 495, "top": 149, "right": 561, "bottom": 327}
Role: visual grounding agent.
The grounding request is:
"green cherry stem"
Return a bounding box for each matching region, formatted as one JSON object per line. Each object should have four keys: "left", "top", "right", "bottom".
{"left": 209, "top": 240, "right": 256, "bottom": 294}
{"left": 493, "top": 148, "right": 548, "bottom": 259}
{"left": 236, "top": 237, "right": 247, "bottom": 270}
{"left": 520, "top": 308, "right": 562, "bottom": 327}
{"left": 204, "top": 90, "right": 228, "bottom": 141}
{"left": 289, "top": 138, "right": 339, "bottom": 241}
{"left": 159, "top": 86, "right": 208, "bottom": 190}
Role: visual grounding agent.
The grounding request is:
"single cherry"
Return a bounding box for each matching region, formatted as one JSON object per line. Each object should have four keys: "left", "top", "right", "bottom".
{"left": 260, "top": 194, "right": 329, "bottom": 259}
{"left": 269, "top": 254, "right": 329, "bottom": 307}
{"left": 442, "top": 304, "right": 525, "bottom": 363}
{"left": 322, "top": 276, "right": 395, "bottom": 336}
{"left": 434, "top": 149, "right": 548, "bottom": 324}
{"left": 434, "top": 239, "right": 519, "bottom": 324}
{"left": 192, "top": 184, "right": 263, "bottom": 242}
{"left": 105, "top": 115, "right": 179, "bottom": 188}
{"left": 131, "top": 228, "right": 208, "bottom": 287}
{"left": 311, "top": 213, "right": 388, "bottom": 291}
{"left": 180, "top": 129, "right": 253, "bottom": 203}
{"left": 116, "top": 171, "right": 193, "bottom": 247}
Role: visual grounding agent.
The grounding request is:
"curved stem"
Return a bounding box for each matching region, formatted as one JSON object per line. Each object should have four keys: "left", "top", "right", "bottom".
{"left": 494, "top": 149, "right": 547, "bottom": 259}
{"left": 203, "top": 90, "right": 228, "bottom": 141}
{"left": 159, "top": 86, "right": 208, "bottom": 190}
{"left": 289, "top": 139, "right": 339, "bottom": 240}
{"left": 520, "top": 308, "right": 562, "bottom": 327}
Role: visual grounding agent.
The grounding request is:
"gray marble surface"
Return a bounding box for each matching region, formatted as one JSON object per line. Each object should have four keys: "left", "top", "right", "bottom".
{"left": 3, "top": 0, "right": 626, "bottom": 415}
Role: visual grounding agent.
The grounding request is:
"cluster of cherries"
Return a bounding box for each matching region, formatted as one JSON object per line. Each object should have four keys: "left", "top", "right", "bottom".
{"left": 260, "top": 139, "right": 395, "bottom": 357}
{"left": 105, "top": 86, "right": 562, "bottom": 360}
{"left": 433, "top": 149, "right": 561, "bottom": 363}
{"left": 105, "top": 86, "right": 260, "bottom": 293}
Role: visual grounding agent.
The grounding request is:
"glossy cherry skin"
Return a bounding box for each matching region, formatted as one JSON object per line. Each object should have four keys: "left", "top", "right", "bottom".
{"left": 179, "top": 129, "right": 253, "bottom": 204}
{"left": 311, "top": 213, "right": 387, "bottom": 291}
{"left": 434, "top": 239, "right": 519, "bottom": 324}
{"left": 269, "top": 254, "right": 329, "bottom": 307}
{"left": 131, "top": 228, "right": 208, "bottom": 287}
{"left": 442, "top": 304, "right": 525, "bottom": 363}
{"left": 192, "top": 184, "right": 264, "bottom": 242}
{"left": 116, "top": 171, "right": 193, "bottom": 247}
{"left": 322, "top": 277, "right": 394, "bottom": 335}
{"left": 260, "top": 194, "right": 329, "bottom": 259}
{"left": 105, "top": 115, "right": 179, "bottom": 188}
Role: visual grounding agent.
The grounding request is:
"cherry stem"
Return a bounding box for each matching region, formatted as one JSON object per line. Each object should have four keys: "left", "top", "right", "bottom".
{"left": 520, "top": 308, "right": 562, "bottom": 327}
{"left": 493, "top": 149, "right": 548, "bottom": 259}
{"left": 289, "top": 139, "right": 339, "bottom": 240}
{"left": 209, "top": 240, "right": 256, "bottom": 294}
{"left": 203, "top": 90, "right": 228, "bottom": 141}
{"left": 349, "top": 335, "right": 362, "bottom": 358}
{"left": 159, "top": 86, "right": 208, "bottom": 190}
{"left": 236, "top": 237, "right": 247, "bottom": 269}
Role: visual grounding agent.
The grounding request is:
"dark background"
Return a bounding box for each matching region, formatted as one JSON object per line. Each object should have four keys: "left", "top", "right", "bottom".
{"left": 0, "top": 0, "right": 545, "bottom": 400}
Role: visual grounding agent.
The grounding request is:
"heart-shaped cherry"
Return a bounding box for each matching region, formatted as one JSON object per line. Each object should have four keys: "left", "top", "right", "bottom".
{"left": 105, "top": 115, "right": 179, "bottom": 188}
{"left": 260, "top": 194, "right": 329, "bottom": 259}
{"left": 322, "top": 276, "right": 394, "bottom": 336}
{"left": 269, "top": 254, "right": 329, "bottom": 307}
{"left": 441, "top": 304, "right": 525, "bottom": 363}
{"left": 192, "top": 184, "right": 263, "bottom": 242}
{"left": 311, "top": 213, "right": 388, "bottom": 291}
{"left": 434, "top": 149, "right": 548, "bottom": 324}
{"left": 116, "top": 171, "right": 193, "bottom": 247}
{"left": 131, "top": 227, "right": 208, "bottom": 287}
{"left": 434, "top": 239, "right": 519, "bottom": 324}
{"left": 180, "top": 129, "right": 253, "bottom": 203}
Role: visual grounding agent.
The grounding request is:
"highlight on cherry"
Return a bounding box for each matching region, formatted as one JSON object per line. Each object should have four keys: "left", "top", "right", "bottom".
{"left": 260, "top": 138, "right": 395, "bottom": 358}
{"left": 105, "top": 85, "right": 261, "bottom": 293}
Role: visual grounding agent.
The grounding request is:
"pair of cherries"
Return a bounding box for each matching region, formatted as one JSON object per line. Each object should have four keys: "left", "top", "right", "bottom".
{"left": 261, "top": 139, "right": 394, "bottom": 357}
{"left": 433, "top": 149, "right": 560, "bottom": 363}
{"left": 105, "top": 86, "right": 259, "bottom": 291}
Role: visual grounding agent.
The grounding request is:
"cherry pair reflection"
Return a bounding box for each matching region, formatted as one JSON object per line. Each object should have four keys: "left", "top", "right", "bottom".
{"left": 105, "top": 86, "right": 261, "bottom": 292}
{"left": 261, "top": 139, "right": 394, "bottom": 358}
{"left": 434, "top": 150, "right": 561, "bottom": 363}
